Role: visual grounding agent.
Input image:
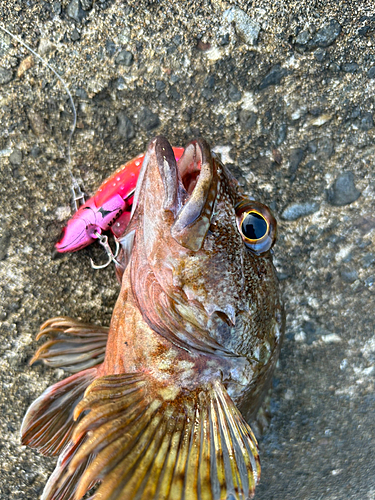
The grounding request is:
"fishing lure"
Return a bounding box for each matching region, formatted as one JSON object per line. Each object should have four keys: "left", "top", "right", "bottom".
{"left": 55, "top": 147, "right": 185, "bottom": 257}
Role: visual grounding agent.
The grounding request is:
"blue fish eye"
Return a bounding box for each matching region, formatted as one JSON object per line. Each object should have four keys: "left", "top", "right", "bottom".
{"left": 235, "top": 200, "right": 277, "bottom": 255}
{"left": 241, "top": 212, "right": 268, "bottom": 240}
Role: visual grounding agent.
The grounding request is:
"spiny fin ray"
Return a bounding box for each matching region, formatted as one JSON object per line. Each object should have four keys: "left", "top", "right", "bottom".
{"left": 40, "top": 373, "right": 260, "bottom": 500}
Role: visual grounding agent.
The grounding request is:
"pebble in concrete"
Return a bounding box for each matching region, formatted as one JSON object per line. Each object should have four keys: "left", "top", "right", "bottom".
{"left": 222, "top": 7, "right": 261, "bottom": 46}
{"left": 281, "top": 201, "right": 320, "bottom": 221}
{"left": 0, "top": 67, "right": 13, "bottom": 85}
{"left": 327, "top": 172, "right": 361, "bottom": 206}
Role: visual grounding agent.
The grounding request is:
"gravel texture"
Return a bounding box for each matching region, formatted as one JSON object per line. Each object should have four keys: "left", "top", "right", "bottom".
{"left": 0, "top": 1, "right": 374, "bottom": 499}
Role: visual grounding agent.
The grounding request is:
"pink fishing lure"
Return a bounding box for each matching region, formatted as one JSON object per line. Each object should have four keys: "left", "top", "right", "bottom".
{"left": 56, "top": 147, "right": 185, "bottom": 253}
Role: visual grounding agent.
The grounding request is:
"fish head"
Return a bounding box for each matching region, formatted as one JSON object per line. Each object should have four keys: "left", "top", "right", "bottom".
{"left": 122, "top": 136, "right": 283, "bottom": 371}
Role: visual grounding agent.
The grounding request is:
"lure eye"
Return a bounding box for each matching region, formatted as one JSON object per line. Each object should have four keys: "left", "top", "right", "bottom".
{"left": 236, "top": 200, "right": 277, "bottom": 255}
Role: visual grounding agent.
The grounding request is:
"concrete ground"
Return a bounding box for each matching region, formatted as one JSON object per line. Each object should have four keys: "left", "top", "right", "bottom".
{"left": 0, "top": 1, "right": 374, "bottom": 499}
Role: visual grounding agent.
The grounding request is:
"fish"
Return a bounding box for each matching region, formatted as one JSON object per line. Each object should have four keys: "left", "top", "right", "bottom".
{"left": 21, "top": 136, "right": 284, "bottom": 500}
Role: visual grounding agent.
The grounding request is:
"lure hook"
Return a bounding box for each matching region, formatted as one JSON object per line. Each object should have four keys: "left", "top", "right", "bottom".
{"left": 90, "top": 232, "right": 120, "bottom": 270}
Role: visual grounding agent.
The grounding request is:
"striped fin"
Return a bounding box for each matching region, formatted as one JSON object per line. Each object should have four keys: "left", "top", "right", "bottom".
{"left": 47, "top": 374, "right": 260, "bottom": 500}
{"left": 30, "top": 317, "right": 108, "bottom": 373}
{"left": 21, "top": 367, "right": 97, "bottom": 456}
{"left": 40, "top": 437, "right": 97, "bottom": 500}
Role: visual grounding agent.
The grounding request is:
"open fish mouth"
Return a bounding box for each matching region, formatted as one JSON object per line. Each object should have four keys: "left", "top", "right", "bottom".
{"left": 152, "top": 136, "right": 220, "bottom": 251}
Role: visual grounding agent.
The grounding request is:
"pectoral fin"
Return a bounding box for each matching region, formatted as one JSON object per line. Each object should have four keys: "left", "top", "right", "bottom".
{"left": 21, "top": 367, "right": 97, "bottom": 456}
{"left": 40, "top": 437, "right": 97, "bottom": 500}
{"left": 30, "top": 317, "right": 108, "bottom": 373}
{"left": 44, "top": 373, "right": 260, "bottom": 500}
{"left": 21, "top": 317, "right": 108, "bottom": 457}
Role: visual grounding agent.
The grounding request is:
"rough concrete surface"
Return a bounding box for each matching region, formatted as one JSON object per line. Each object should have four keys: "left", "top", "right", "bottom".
{"left": 0, "top": 1, "right": 374, "bottom": 499}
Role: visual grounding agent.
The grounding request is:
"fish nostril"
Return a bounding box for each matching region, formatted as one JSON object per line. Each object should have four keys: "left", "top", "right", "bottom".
{"left": 215, "top": 310, "right": 234, "bottom": 326}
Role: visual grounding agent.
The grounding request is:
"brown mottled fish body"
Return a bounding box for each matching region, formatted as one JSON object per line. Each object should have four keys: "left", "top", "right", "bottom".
{"left": 22, "top": 137, "right": 284, "bottom": 500}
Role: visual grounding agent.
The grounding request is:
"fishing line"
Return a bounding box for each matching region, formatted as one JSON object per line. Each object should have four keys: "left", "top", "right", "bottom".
{"left": 0, "top": 24, "right": 85, "bottom": 209}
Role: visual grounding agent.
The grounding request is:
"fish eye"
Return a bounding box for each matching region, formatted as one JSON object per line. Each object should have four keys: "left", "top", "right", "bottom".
{"left": 235, "top": 200, "right": 277, "bottom": 255}
{"left": 241, "top": 212, "right": 268, "bottom": 240}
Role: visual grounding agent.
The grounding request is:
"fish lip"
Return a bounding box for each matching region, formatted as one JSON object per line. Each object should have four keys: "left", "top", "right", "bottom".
{"left": 150, "top": 135, "right": 215, "bottom": 216}
{"left": 153, "top": 136, "right": 181, "bottom": 212}
{"left": 170, "top": 138, "right": 219, "bottom": 251}
{"left": 177, "top": 137, "right": 212, "bottom": 203}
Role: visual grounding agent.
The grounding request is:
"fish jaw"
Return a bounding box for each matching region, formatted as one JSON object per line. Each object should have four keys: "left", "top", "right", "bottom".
{"left": 129, "top": 136, "right": 222, "bottom": 258}
{"left": 171, "top": 138, "right": 219, "bottom": 251}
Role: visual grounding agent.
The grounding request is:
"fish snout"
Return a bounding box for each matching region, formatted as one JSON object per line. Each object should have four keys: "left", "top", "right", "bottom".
{"left": 133, "top": 136, "right": 219, "bottom": 253}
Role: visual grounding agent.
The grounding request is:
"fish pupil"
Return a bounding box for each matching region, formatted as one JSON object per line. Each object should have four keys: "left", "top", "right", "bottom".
{"left": 242, "top": 212, "right": 267, "bottom": 240}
